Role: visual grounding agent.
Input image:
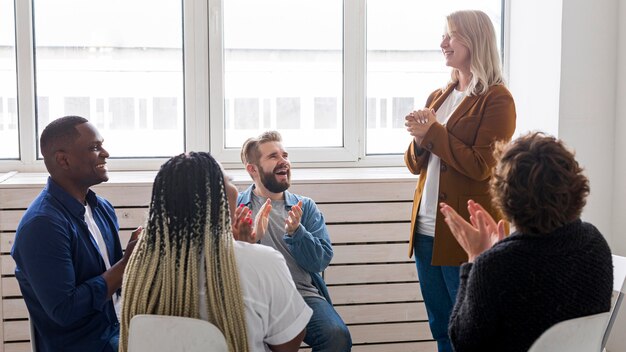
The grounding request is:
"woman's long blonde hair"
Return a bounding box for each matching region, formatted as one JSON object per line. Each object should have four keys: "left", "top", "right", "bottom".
{"left": 446, "top": 10, "right": 504, "bottom": 95}
{"left": 120, "top": 152, "right": 248, "bottom": 352}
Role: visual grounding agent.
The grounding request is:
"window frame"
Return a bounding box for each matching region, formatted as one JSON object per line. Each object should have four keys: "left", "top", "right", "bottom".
{"left": 1, "top": 0, "right": 506, "bottom": 172}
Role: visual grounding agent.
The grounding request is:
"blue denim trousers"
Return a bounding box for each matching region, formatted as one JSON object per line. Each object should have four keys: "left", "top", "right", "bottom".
{"left": 414, "top": 234, "right": 460, "bottom": 352}
{"left": 303, "top": 296, "right": 352, "bottom": 352}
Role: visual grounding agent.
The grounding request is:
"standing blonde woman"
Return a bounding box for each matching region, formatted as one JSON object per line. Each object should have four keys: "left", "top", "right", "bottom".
{"left": 120, "top": 152, "right": 312, "bottom": 352}
{"left": 404, "top": 10, "right": 516, "bottom": 352}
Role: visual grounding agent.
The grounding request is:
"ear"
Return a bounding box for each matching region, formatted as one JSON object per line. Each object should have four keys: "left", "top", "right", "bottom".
{"left": 245, "top": 163, "right": 257, "bottom": 176}
{"left": 55, "top": 151, "right": 70, "bottom": 170}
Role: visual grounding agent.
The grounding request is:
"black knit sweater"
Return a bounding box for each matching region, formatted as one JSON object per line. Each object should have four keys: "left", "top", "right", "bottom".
{"left": 449, "top": 219, "right": 613, "bottom": 352}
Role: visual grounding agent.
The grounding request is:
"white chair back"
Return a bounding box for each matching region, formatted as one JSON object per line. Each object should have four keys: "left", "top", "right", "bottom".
{"left": 29, "top": 316, "right": 37, "bottom": 352}
{"left": 528, "top": 312, "right": 611, "bottom": 352}
{"left": 602, "top": 254, "right": 626, "bottom": 348}
{"left": 128, "top": 314, "right": 228, "bottom": 352}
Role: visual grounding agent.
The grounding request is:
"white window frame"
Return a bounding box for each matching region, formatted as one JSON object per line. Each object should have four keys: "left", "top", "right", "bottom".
{"left": 1, "top": 0, "right": 507, "bottom": 172}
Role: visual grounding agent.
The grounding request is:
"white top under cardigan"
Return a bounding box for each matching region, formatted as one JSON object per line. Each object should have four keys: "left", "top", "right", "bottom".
{"left": 416, "top": 88, "right": 466, "bottom": 236}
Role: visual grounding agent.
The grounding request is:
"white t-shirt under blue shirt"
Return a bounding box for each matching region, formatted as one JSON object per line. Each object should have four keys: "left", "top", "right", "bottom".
{"left": 416, "top": 88, "right": 466, "bottom": 236}
{"left": 84, "top": 204, "right": 121, "bottom": 319}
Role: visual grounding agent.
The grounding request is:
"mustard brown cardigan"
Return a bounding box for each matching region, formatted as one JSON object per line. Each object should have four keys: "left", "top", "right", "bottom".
{"left": 404, "top": 83, "right": 516, "bottom": 266}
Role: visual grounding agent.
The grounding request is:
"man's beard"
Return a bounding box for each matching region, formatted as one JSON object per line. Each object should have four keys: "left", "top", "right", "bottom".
{"left": 258, "top": 164, "right": 290, "bottom": 193}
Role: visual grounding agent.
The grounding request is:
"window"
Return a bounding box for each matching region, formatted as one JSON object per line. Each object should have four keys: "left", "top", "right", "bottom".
{"left": 221, "top": 0, "right": 343, "bottom": 150}
{"left": 0, "top": 0, "right": 18, "bottom": 159}
{"left": 32, "top": 0, "right": 184, "bottom": 158}
{"left": 2, "top": 0, "right": 503, "bottom": 170}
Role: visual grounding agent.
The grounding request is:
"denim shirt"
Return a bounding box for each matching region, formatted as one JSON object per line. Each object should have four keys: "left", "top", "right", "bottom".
{"left": 11, "top": 177, "right": 123, "bottom": 352}
{"left": 238, "top": 185, "right": 334, "bottom": 303}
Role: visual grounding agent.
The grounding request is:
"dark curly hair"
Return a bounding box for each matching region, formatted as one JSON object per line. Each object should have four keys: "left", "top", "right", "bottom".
{"left": 490, "top": 132, "right": 589, "bottom": 234}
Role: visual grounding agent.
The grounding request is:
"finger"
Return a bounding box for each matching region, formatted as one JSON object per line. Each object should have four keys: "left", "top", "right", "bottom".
{"left": 475, "top": 210, "right": 489, "bottom": 236}
{"left": 263, "top": 203, "right": 273, "bottom": 216}
{"left": 130, "top": 226, "right": 142, "bottom": 242}
{"left": 471, "top": 201, "right": 498, "bottom": 229}
{"left": 293, "top": 205, "right": 303, "bottom": 219}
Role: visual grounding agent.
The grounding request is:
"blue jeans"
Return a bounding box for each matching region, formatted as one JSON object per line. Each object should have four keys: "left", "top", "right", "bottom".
{"left": 303, "top": 296, "right": 352, "bottom": 352}
{"left": 414, "top": 234, "right": 460, "bottom": 352}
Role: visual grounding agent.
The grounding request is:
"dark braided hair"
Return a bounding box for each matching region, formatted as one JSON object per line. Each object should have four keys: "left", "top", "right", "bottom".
{"left": 121, "top": 152, "right": 249, "bottom": 352}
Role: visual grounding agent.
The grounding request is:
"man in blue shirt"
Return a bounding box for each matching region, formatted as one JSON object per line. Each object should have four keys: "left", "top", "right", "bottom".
{"left": 11, "top": 116, "right": 139, "bottom": 352}
{"left": 237, "top": 131, "right": 352, "bottom": 352}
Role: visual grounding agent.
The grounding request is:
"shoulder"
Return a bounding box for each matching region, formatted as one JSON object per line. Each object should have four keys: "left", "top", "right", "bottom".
{"left": 473, "top": 238, "right": 521, "bottom": 270}
{"left": 96, "top": 196, "right": 116, "bottom": 213}
{"left": 482, "top": 84, "right": 514, "bottom": 101}
{"left": 578, "top": 221, "right": 611, "bottom": 253}
{"left": 19, "top": 193, "right": 69, "bottom": 231}
{"left": 237, "top": 185, "right": 255, "bottom": 205}
{"left": 285, "top": 191, "right": 316, "bottom": 208}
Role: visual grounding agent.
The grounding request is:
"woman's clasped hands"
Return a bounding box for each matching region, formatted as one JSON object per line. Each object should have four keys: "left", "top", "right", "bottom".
{"left": 405, "top": 108, "right": 437, "bottom": 143}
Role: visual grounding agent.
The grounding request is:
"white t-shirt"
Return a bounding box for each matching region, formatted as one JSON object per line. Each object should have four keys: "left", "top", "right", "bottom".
{"left": 84, "top": 204, "right": 121, "bottom": 319}
{"left": 199, "top": 241, "right": 312, "bottom": 352}
{"left": 416, "top": 88, "right": 466, "bottom": 236}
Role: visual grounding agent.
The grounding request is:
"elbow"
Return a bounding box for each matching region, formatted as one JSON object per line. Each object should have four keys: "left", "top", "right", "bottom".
{"left": 49, "top": 309, "right": 78, "bottom": 328}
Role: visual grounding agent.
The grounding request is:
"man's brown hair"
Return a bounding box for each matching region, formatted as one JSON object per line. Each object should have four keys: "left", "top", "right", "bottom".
{"left": 240, "top": 130, "right": 283, "bottom": 165}
{"left": 490, "top": 132, "right": 590, "bottom": 234}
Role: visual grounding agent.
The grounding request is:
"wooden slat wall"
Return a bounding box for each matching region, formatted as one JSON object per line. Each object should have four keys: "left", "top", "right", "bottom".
{"left": 0, "top": 170, "right": 435, "bottom": 352}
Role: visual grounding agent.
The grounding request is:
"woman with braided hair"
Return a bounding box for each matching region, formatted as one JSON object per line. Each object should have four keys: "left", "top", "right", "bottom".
{"left": 120, "top": 152, "right": 312, "bottom": 352}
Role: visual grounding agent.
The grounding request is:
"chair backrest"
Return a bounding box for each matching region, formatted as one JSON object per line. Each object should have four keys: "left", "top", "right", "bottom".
{"left": 528, "top": 312, "right": 611, "bottom": 352}
{"left": 602, "top": 254, "right": 626, "bottom": 348}
{"left": 128, "top": 315, "right": 229, "bottom": 352}
{"left": 29, "top": 316, "right": 37, "bottom": 352}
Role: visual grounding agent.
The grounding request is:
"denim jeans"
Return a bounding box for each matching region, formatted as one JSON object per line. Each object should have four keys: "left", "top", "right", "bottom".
{"left": 106, "top": 332, "right": 119, "bottom": 352}
{"left": 303, "top": 296, "right": 352, "bottom": 352}
{"left": 414, "top": 234, "right": 460, "bottom": 352}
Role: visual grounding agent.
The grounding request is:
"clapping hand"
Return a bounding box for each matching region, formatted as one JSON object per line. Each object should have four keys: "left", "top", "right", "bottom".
{"left": 439, "top": 200, "right": 506, "bottom": 262}
{"left": 232, "top": 200, "right": 272, "bottom": 243}
{"left": 232, "top": 205, "right": 254, "bottom": 242}
{"left": 285, "top": 200, "right": 303, "bottom": 235}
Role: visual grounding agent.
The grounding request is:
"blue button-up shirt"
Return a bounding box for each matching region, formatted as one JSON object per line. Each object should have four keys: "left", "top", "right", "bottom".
{"left": 11, "top": 177, "right": 123, "bottom": 352}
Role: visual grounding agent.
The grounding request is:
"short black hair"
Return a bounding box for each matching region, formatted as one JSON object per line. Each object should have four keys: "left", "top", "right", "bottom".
{"left": 40, "top": 116, "right": 88, "bottom": 157}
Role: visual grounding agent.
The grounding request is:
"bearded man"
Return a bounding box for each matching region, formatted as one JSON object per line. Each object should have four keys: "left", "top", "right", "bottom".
{"left": 238, "top": 131, "right": 351, "bottom": 352}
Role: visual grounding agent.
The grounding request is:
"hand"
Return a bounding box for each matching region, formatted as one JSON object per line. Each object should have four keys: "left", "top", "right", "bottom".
{"left": 232, "top": 205, "right": 255, "bottom": 243}
{"left": 439, "top": 201, "right": 505, "bottom": 262}
{"left": 122, "top": 226, "right": 142, "bottom": 264}
{"left": 285, "top": 200, "right": 303, "bottom": 235}
{"left": 254, "top": 199, "right": 272, "bottom": 241}
{"left": 405, "top": 108, "right": 436, "bottom": 142}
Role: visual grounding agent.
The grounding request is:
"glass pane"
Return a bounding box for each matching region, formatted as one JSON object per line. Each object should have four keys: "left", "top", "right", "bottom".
{"left": 0, "top": 0, "right": 18, "bottom": 159}
{"left": 33, "top": 0, "right": 184, "bottom": 158}
{"left": 223, "top": 0, "right": 342, "bottom": 149}
{"left": 366, "top": 0, "right": 502, "bottom": 154}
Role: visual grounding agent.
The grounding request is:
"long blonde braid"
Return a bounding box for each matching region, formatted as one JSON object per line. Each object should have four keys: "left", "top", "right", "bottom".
{"left": 120, "top": 152, "right": 249, "bottom": 352}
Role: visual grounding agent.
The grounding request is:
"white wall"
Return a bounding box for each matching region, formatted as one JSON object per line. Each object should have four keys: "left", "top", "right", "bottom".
{"left": 509, "top": 0, "right": 623, "bottom": 254}
{"left": 507, "top": 0, "right": 562, "bottom": 138}
{"left": 612, "top": 0, "right": 626, "bottom": 256}
{"left": 558, "top": 0, "right": 618, "bottom": 250}
{"left": 607, "top": 0, "right": 626, "bottom": 347}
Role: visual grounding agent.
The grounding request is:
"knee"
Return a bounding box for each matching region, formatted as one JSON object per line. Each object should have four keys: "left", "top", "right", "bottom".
{"left": 307, "top": 321, "right": 352, "bottom": 351}
{"left": 328, "top": 322, "right": 352, "bottom": 350}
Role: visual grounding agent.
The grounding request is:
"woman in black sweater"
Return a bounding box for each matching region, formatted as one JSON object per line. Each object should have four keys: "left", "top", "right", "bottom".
{"left": 439, "top": 132, "right": 613, "bottom": 352}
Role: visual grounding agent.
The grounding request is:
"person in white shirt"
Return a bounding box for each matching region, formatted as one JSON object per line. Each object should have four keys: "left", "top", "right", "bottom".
{"left": 119, "top": 151, "right": 311, "bottom": 352}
